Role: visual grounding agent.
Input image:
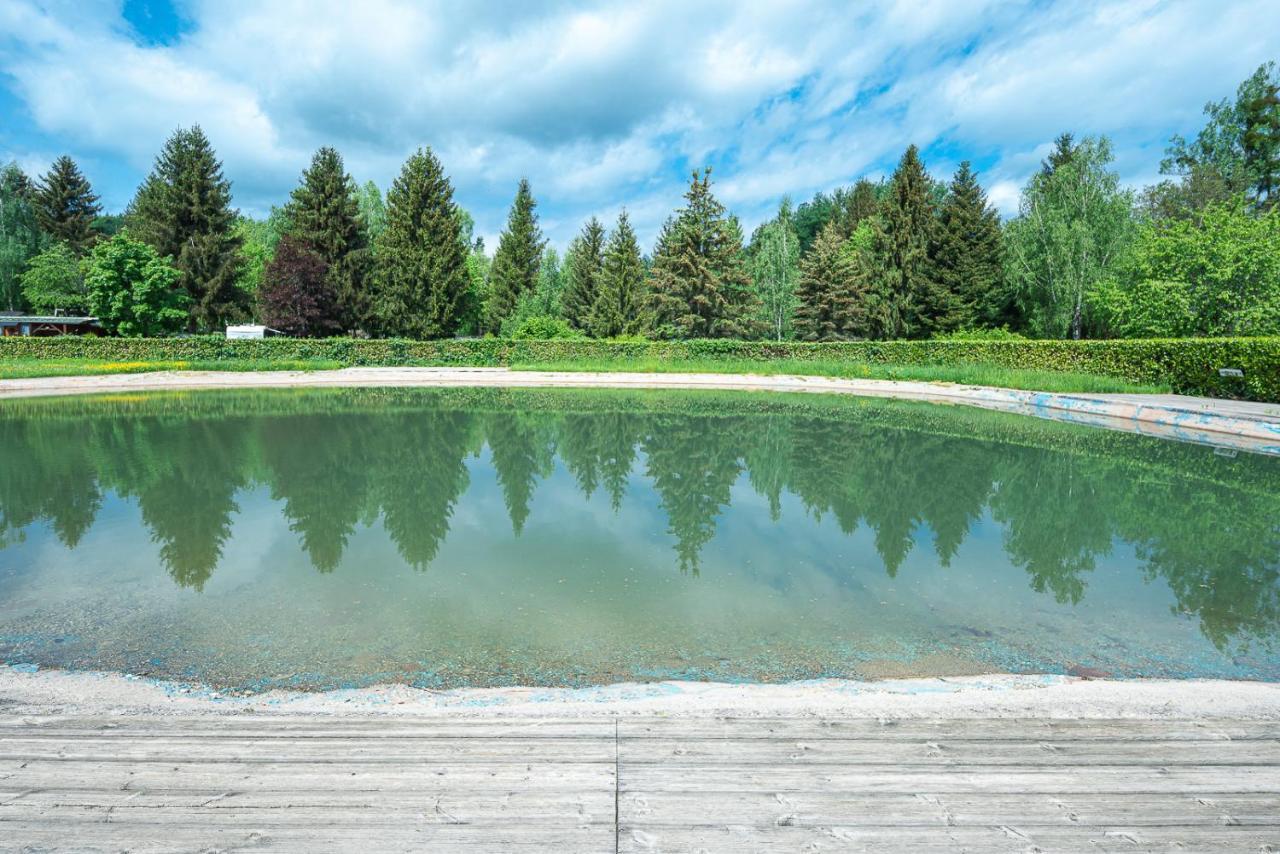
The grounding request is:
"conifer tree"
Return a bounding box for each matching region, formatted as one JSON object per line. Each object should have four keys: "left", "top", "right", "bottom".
{"left": 589, "top": 211, "right": 646, "bottom": 338}
{"left": 867, "top": 145, "right": 940, "bottom": 338}
{"left": 368, "top": 148, "right": 468, "bottom": 338}
{"left": 34, "top": 156, "right": 100, "bottom": 255}
{"left": 489, "top": 179, "right": 544, "bottom": 330}
{"left": 932, "top": 161, "right": 1006, "bottom": 330}
{"left": 649, "top": 168, "right": 761, "bottom": 338}
{"left": 284, "top": 147, "right": 369, "bottom": 331}
{"left": 561, "top": 216, "right": 605, "bottom": 330}
{"left": 126, "top": 126, "right": 246, "bottom": 331}
{"left": 794, "top": 220, "right": 866, "bottom": 341}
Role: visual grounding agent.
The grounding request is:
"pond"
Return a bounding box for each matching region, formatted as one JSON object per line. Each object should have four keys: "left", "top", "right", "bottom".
{"left": 1, "top": 387, "right": 1277, "bottom": 691}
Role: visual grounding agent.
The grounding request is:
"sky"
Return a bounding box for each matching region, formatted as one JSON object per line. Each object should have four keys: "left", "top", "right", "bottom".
{"left": 1, "top": 0, "right": 1277, "bottom": 252}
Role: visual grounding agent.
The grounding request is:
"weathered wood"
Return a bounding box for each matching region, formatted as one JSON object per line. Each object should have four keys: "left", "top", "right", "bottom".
{"left": 2, "top": 714, "right": 1279, "bottom": 852}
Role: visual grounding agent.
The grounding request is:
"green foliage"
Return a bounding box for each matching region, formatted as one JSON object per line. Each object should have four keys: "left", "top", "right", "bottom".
{"left": 357, "top": 180, "right": 387, "bottom": 244}
{"left": 1164, "top": 62, "right": 1280, "bottom": 212}
{"left": 19, "top": 242, "right": 86, "bottom": 314}
{"left": 933, "top": 161, "right": 1008, "bottom": 330}
{"left": 34, "top": 156, "right": 101, "bottom": 255}
{"left": 126, "top": 125, "right": 246, "bottom": 331}
{"left": 83, "top": 233, "right": 188, "bottom": 337}
{"left": 284, "top": 147, "right": 370, "bottom": 331}
{"left": 456, "top": 248, "right": 492, "bottom": 337}
{"left": 867, "top": 145, "right": 939, "bottom": 338}
{"left": 793, "top": 179, "right": 881, "bottom": 252}
{"left": 489, "top": 179, "right": 545, "bottom": 330}
{"left": 649, "top": 168, "right": 762, "bottom": 339}
{"left": 749, "top": 197, "right": 800, "bottom": 340}
{"left": 1093, "top": 198, "right": 1280, "bottom": 337}
{"left": 0, "top": 161, "right": 42, "bottom": 311}
{"left": 589, "top": 211, "right": 647, "bottom": 338}
{"left": 794, "top": 220, "right": 866, "bottom": 341}
{"left": 1004, "top": 136, "right": 1136, "bottom": 339}
{"left": 561, "top": 216, "right": 605, "bottom": 330}
{"left": 6, "top": 336, "right": 1278, "bottom": 401}
{"left": 500, "top": 247, "right": 565, "bottom": 336}
{"left": 232, "top": 210, "right": 287, "bottom": 301}
{"left": 369, "top": 148, "right": 469, "bottom": 338}
{"left": 507, "top": 314, "right": 584, "bottom": 340}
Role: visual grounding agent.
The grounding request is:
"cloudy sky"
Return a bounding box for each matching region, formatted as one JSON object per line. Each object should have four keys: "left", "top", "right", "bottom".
{"left": 1, "top": 0, "right": 1277, "bottom": 250}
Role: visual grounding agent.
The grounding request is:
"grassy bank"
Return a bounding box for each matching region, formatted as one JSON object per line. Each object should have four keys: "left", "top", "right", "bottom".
{"left": 506, "top": 357, "right": 1169, "bottom": 394}
{"left": 0, "top": 358, "right": 342, "bottom": 380}
{"left": 1, "top": 336, "right": 1275, "bottom": 399}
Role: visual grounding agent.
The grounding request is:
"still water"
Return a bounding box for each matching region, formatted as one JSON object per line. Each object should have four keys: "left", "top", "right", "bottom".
{"left": 1, "top": 387, "right": 1277, "bottom": 691}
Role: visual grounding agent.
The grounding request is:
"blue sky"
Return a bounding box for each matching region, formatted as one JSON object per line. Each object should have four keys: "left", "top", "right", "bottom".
{"left": 1, "top": 0, "right": 1277, "bottom": 250}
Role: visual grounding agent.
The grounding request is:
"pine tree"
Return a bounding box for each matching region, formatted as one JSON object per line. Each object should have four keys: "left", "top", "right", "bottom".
{"left": 368, "top": 148, "right": 468, "bottom": 338}
{"left": 489, "top": 179, "right": 544, "bottom": 330}
{"left": 649, "top": 168, "right": 762, "bottom": 339}
{"left": 34, "top": 156, "right": 100, "bottom": 255}
{"left": 932, "top": 161, "right": 1006, "bottom": 330}
{"left": 794, "top": 220, "right": 866, "bottom": 341}
{"left": 284, "top": 147, "right": 369, "bottom": 331}
{"left": 561, "top": 216, "right": 605, "bottom": 330}
{"left": 589, "top": 211, "right": 646, "bottom": 338}
{"left": 126, "top": 126, "right": 246, "bottom": 331}
{"left": 867, "top": 145, "right": 939, "bottom": 339}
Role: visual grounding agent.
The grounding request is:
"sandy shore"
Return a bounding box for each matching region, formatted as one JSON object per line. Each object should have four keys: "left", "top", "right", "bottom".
{"left": 3, "top": 367, "right": 1278, "bottom": 453}
{"left": 3, "top": 665, "right": 1277, "bottom": 719}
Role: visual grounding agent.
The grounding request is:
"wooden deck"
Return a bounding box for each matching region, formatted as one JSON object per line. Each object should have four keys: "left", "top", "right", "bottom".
{"left": 2, "top": 715, "right": 1279, "bottom": 852}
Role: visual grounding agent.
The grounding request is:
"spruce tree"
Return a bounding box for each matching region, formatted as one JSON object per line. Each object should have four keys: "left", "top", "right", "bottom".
{"left": 932, "top": 161, "right": 1006, "bottom": 330}
{"left": 561, "top": 216, "right": 605, "bottom": 331}
{"left": 284, "top": 147, "right": 369, "bottom": 332}
{"left": 589, "top": 211, "right": 646, "bottom": 338}
{"left": 488, "top": 179, "right": 544, "bottom": 331}
{"left": 126, "top": 126, "right": 246, "bottom": 331}
{"left": 649, "top": 168, "right": 762, "bottom": 339}
{"left": 368, "top": 148, "right": 468, "bottom": 338}
{"left": 794, "top": 220, "right": 866, "bottom": 341}
{"left": 34, "top": 156, "right": 100, "bottom": 255}
{"left": 867, "top": 145, "right": 940, "bottom": 339}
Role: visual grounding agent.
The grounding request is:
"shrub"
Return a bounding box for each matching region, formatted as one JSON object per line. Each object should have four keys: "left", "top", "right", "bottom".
{"left": 2, "top": 335, "right": 1277, "bottom": 401}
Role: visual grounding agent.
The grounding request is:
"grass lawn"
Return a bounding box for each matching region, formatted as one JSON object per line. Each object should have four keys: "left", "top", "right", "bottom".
{"left": 0, "top": 358, "right": 344, "bottom": 380}
{"left": 507, "top": 357, "right": 1170, "bottom": 395}
{"left": 0, "top": 354, "right": 1168, "bottom": 394}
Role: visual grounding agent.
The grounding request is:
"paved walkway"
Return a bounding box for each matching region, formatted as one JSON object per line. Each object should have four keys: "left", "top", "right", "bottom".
{"left": 2, "top": 367, "right": 1278, "bottom": 455}
{"left": 1, "top": 715, "right": 1278, "bottom": 852}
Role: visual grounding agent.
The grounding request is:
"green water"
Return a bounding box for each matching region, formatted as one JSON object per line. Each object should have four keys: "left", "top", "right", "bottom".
{"left": 0, "top": 387, "right": 1277, "bottom": 691}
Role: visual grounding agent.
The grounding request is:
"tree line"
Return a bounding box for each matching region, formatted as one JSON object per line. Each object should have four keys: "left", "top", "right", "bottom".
{"left": 0, "top": 62, "right": 1276, "bottom": 340}
{"left": 1, "top": 388, "right": 1275, "bottom": 651}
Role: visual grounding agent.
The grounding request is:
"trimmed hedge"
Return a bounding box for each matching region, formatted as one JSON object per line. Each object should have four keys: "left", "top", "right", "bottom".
{"left": 2, "top": 335, "right": 1277, "bottom": 401}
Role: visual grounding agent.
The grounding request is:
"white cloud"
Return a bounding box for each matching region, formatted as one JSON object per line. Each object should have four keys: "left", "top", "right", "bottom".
{"left": 1, "top": 0, "right": 1277, "bottom": 248}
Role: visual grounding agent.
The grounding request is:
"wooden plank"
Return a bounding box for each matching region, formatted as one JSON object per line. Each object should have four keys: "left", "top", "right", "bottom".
{"left": 617, "top": 737, "right": 1280, "bottom": 766}
{"left": 616, "top": 791, "right": 1280, "bottom": 827}
{"left": 616, "top": 825, "right": 1280, "bottom": 853}
{"left": 0, "top": 716, "right": 614, "bottom": 738}
{"left": 618, "top": 717, "right": 1280, "bottom": 741}
{"left": 618, "top": 764, "right": 1280, "bottom": 795}
{"left": 0, "top": 735, "right": 615, "bottom": 763}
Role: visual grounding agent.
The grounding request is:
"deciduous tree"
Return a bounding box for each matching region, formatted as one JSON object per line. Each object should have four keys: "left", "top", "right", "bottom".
{"left": 19, "top": 242, "right": 87, "bottom": 314}
{"left": 84, "top": 233, "right": 188, "bottom": 337}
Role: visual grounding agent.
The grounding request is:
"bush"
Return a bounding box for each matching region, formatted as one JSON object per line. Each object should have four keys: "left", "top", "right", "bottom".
{"left": 2, "top": 335, "right": 1277, "bottom": 401}
{"left": 507, "top": 314, "right": 583, "bottom": 340}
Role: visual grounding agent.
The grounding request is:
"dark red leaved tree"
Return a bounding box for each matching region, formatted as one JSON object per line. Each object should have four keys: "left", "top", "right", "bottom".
{"left": 259, "top": 235, "right": 340, "bottom": 337}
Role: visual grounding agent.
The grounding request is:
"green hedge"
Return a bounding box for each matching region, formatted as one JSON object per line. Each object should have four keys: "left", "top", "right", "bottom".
{"left": 2, "top": 335, "right": 1277, "bottom": 401}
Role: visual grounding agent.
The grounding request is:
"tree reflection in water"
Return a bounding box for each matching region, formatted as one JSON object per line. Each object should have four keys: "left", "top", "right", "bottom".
{"left": 0, "top": 387, "right": 1276, "bottom": 651}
